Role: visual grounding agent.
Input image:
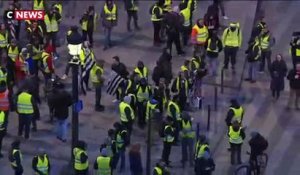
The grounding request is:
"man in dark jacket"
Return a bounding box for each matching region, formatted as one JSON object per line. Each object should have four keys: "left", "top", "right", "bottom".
{"left": 287, "top": 63, "right": 300, "bottom": 110}
{"left": 152, "top": 49, "right": 173, "bottom": 86}
{"left": 111, "top": 56, "right": 129, "bottom": 79}
{"left": 245, "top": 38, "right": 261, "bottom": 83}
{"left": 48, "top": 81, "right": 72, "bottom": 142}
{"left": 124, "top": 0, "right": 140, "bottom": 32}
{"left": 164, "top": 7, "right": 185, "bottom": 56}
{"left": 206, "top": 30, "right": 223, "bottom": 76}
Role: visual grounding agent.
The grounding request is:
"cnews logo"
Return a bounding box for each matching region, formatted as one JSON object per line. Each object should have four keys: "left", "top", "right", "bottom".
{"left": 5, "top": 10, "right": 45, "bottom": 20}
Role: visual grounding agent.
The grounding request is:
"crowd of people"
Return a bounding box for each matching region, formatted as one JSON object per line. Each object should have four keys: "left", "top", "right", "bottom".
{"left": 0, "top": 0, "right": 300, "bottom": 175}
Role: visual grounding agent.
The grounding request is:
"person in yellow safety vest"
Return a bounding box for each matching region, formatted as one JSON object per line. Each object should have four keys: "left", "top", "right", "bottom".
{"left": 250, "top": 18, "right": 266, "bottom": 41}
{"left": 32, "top": 152, "right": 50, "bottom": 175}
{"left": 73, "top": 140, "right": 89, "bottom": 175}
{"left": 80, "top": 6, "right": 98, "bottom": 47}
{"left": 145, "top": 98, "right": 158, "bottom": 121}
{"left": 222, "top": 22, "right": 242, "bottom": 71}
{"left": 180, "top": 112, "right": 195, "bottom": 167}
{"left": 189, "top": 56, "right": 201, "bottom": 73}
{"left": 134, "top": 61, "right": 149, "bottom": 81}
{"left": 206, "top": 30, "right": 223, "bottom": 76}
{"left": 101, "top": 0, "right": 118, "bottom": 51}
{"left": 161, "top": 116, "right": 175, "bottom": 166}
{"left": 135, "top": 78, "right": 152, "bottom": 128}
{"left": 191, "top": 19, "right": 208, "bottom": 58}
{"left": 26, "top": 20, "right": 44, "bottom": 45}
{"left": 41, "top": 46, "right": 55, "bottom": 84}
{"left": 33, "top": 0, "right": 45, "bottom": 10}
{"left": 259, "top": 28, "right": 275, "bottom": 73}
{"left": 0, "top": 24, "right": 8, "bottom": 57}
{"left": 181, "top": 59, "right": 191, "bottom": 80}
{"left": 119, "top": 95, "right": 135, "bottom": 138}
{"left": 125, "top": 73, "right": 138, "bottom": 95}
{"left": 113, "top": 122, "right": 128, "bottom": 172}
{"left": 290, "top": 32, "right": 300, "bottom": 69}
{"left": 124, "top": 0, "right": 141, "bottom": 32}
{"left": 0, "top": 80, "right": 10, "bottom": 157}
{"left": 163, "top": 0, "right": 172, "bottom": 13}
{"left": 152, "top": 77, "right": 168, "bottom": 113}
{"left": 171, "top": 71, "right": 189, "bottom": 110}
{"left": 179, "top": 3, "right": 191, "bottom": 46}
{"left": 194, "top": 135, "right": 209, "bottom": 159}
{"left": 150, "top": 1, "right": 164, "bottom": 46}
{"left": 94, "top": 147, "right": 112, "bottom": 175}
{"left": 0, "top": 111, "right": 6, "bottom": 158}
{"left": 9, "top": 140, "right": 23, "bottom": 174}
{"left": 228, "top": 120, "right": 245, "bottom": 165}
{"left": 182, "top": 0, "right": 197, "bottom": 24}
{"left": 245, "top": 37, "right": 261, "bottom": 83}
{"left": 44, "top": 7, "right": 61, "bottom": 51}
{"left": 17, "top": 89, "right": 37, "bottom": 139}
{"left": 166, "top": 96, "right": 181, "bottom": 144}
{"left": 31, "top": 38, "right": 43, "bottom": 76}
{"left": 53, "top": 2, "right": 63, "bottom": 17}
{"left": 90, "top": 59, "right": 105, "bottom": 112}
{"left": 0, "top": 67, "right": 7, "bottom": 84}
{"left": 225, "top": 99, "right": 244, "bottom": 127}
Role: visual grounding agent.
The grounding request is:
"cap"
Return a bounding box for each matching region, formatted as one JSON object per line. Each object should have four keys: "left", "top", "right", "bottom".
{"left": 150, "top": 98, "right": 158, "bottom": 105}
{"left": 250, "top": 131, "right": 259, "bottom": 138}
{"left": 112, "top": 56, "right": 119, "bottom": 62}
{"left": 123, "top": 95, "right": 131, "bottom": 104}
{"left": 101, "top": 147, "right": 108, "bottom": 156}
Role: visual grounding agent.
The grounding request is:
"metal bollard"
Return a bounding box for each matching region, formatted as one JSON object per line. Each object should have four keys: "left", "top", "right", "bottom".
{"left": 207, "top": 105, "right": 211, "bottom": 131}
{"left": 221, "top": 68, "right": 224, "bottom": 94}
{"left": 196, "top": 122, "right": 200, "bottom": 139}
{"left": 214, "top": 86, "right": 218, "bottom": 111}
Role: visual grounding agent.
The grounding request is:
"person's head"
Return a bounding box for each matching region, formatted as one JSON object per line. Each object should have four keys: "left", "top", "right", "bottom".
{"left": 231, "top": 119, "right": 240, "bottom": 128}
{"left": 198, "top": 135, "right": 207, "bottom": 144}
{"left": 276, "top": 54, "right": 283, "bottom": 61}
{"left": 123, "top": 95, "right": 131, "bottom": 104}
{"left": 11, "top": 140, "right": 21, "bottom": 149}
{"left": 100, "top": 147, "right": 108, "bottom": 157}
{"left": 166, "top": 116, "right": 174, "bottom": 125}
{"left": 181, "top": 111, "right": 191, "bottom": 121}
{"left": 296, "top": 63, "right": 300, "bottom": 71}
{"left": 70, "top": 25, "right": 78, "bottom": 32}
{"left": 112, "top": 56, "right": 120, "bottom": 65}
{"left": 179, "top": 3, "right": 187, "bottom": 11}
{"left": 172, "top": 6, "right": 179, "bottom": 13}
{"left": 96, "top": 59, "right": 105, "bottom": 68}
{"left": 230, "top": 99, "right": 239, "bottom": 107}
{"left": 197, "top": 19, "right": 204, "bottom": 27}
{"left": 137, "top": 61, "right": 144, "bottom": 69}
{"left": 108, "top": 129, "right": 115, "bottom": 137}
{"left": 157, "top": 0, "right": 164, "bottom": 7}
{"left": 130, "top": 143, "right": 141, "bottom": 153}
{"left": 20, "top": 48, "right": 28, "bottom": 58}
{"left": 106, "top": 0, "right": 113, "bottom": 6}
{"left": 250, "top": 131, "right": 259, "bottom": 139}
{"left": 88, "top": 6, "right": 95, "bottom": 13}
{"left": 229, "top": 22, "right": 238, "bottom": 31}
{"left": 76, "top": 140, "right": 87, "bottom": 149}
{"left": 10, "top": 39, "right": 17, "bottom": 47}
{"left": 37, "top": 147, "right": 46, "bottom": 156}
{"left": 113, "top": 122, "right": 122, "bottom": 130}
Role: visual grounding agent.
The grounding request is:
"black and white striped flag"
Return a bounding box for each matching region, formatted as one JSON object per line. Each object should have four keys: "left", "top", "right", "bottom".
{"left": 106, "top": 70, "right": 124, "bottom": 96}
{"left": 81, "top": 50, "right": 95, "bottom": 92}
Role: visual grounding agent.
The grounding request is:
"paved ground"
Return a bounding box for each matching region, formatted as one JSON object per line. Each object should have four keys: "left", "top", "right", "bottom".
{"left": 0, "top": 1, "right": 299, "bottom": 175}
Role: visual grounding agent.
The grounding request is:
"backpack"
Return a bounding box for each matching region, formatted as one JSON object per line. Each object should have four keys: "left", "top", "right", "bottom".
{"left": 209, "top": 39, "right": 217, "bottom": 51}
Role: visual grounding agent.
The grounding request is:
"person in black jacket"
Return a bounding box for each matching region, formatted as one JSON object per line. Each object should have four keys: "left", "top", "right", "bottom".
{"left": 206, "top": 30, "right": 223, "bottom": 76}
{"left": 48, "top": 81, "right": 72, "bottom": 142}
{"left": 287, "top": 63, "right": 300, "bottom": 110}
{"left": 152, "top": 49, "right": 173, "bottom": 86}
{"left": 124, "top": 0, "right": 140, "bottom": 32}
{"left": 245, "top": 37, "right": 261, "bottom": 83}
{"left": 111, "top": 56, "right": 129, "bottom": 79}
{"left": 9, "top": 140, "right": 23, "bottom": 175}
{"left": 270, "top": 54, "right": 287, "bottom": 100}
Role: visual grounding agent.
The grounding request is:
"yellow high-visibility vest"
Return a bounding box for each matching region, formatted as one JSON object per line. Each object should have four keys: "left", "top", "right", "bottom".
{"left": 104, "top": 3, "right": 117, "bottom": 21}
{"left": 11, "top": 149, "right": 23, "bottom": 168}
{"left": 32, "top": 46, "right": 42, "bottom": 60}
{"left": 195, "top": 143, "right": 208, "bottom": 158}
{"left": 296, "top": 48, "right": 300, "bottom": 56}
{"left": 252, "top": 41, "right": 261, "bottom": 61}
{"left": 54, "top": 3, "right": 63, "bottom": 17}
{"left": 129, "top": 0, "right": 139, "bottom": 11}
{"left": 175, "top": 77, "right": 188, "bottom": 96}
{"left": 180, "top": 65, "right": 189, "bottom": 72}
{"left": 0, "top": 69, "right": 7, "bottom": 83}
{"left": 33, "top": 0, "right": 44, "bottom": 10}
{"left": 180, "top": 8, "right": 191, "bottom": 27}
{"left": 207, "top": 38, "right": 219, "bottom": 53}
{"left": 44, "top": 14, "right": 58, "bottom": 33}
{"left": 163, "top": 0, "right": 172, "bottom": 12}
{"left": 81, "top": 20, "right": 88, "bottom": 31}
{"left": 119, "top": 101, "right": 134, "bottom": 122}
{"left": 222, "top": 27, "right": 242, "bottom": 47}
{"left": 96, "top": 156, "right": 111, "bottom": 175}
{"left": 260, "top": 34, "right": 270, "bottom": 50}
{"left": 164, "top": 125, "right": 174, "bottom": 142}
{"left": 134, "top": 67, "right": 148, "bottom": 79}
{"left": 146, "top": 101, "right": 157, "bottom": 120}
{"left": 181, "top": 120, "right": 195, "bottom": 138}
{"left": 0, "top": 32, "right": 8, "bottom": 48}
{"left": 90, "top": 65, "right": 103, "bottom": 83}
{"left": 230, "top": 106, "right": 244, "bottom": 123}
{"left": 7, "top": 45, "right": 19, "bottom": 61}
{"left": 36, "top": 155, "right": 49, "bottom": 175}
{"left": 79, "top": 48, "right": 95, "bottom": 66}
{"left": 167, "top": 101, "right": 181, "bottom": 120}
{"left": 189, "top": 57, "right": 200, "bottom": 70}
{"left": 136, "top": 85, "right": 150, "bottom": 102}
{"left": 229, "top": 126, "right": 243, "bottom": 144}
{"left": 0, "top": 111, "right": 5, "bottom": 131}
{"left": 17, "top": 92, "right": 34, "bottom": 114}
{"left": 151, "top": 5, "right": 163, "bottom": 22}
{"left": 42, "top": 52, "right": 51, "bottom": 73}
{"left": 193, "top": 25, "right": 208, "bottom": 44}
{"left": 116, "top": 130, "right": 127, "bottom": 149}
{"left": 73, "top": 148, "right": 89, "bottom": 171}
{"left": 154, "top": 166, "right": 163, "bottom": 175}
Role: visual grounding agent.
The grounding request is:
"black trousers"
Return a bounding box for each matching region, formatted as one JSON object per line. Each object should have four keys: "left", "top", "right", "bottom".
{"left": 95, "top": 85, "right": 102, "bottom": 107}
{"left": 127, "top": 10, "right": 138, "bottom": 30}
{"left": 178, "top": 94, "right": 187, "bottom": 111}
{"left": 13, "top": 168, "right": 23, "bottom": 175}
{"left": 272, "top": 89, "right": 280, "bottom": 99}
{"left": 137, "top": 101, "right": 146, "bottom": 128}
{"left": 46, "top": 32, "right": 57, "bottom": 49}
{"left": 230, "top": 143, "right": 242, "bottom": 165}
{"left": 74, "top": 169, "right": 88, "bottom": 175}
{"left": 18, "top": 114, "right": 32, "bottom": 139}
{"left": 292, "top": 56, "right": 300, "bottom": 69}
{"left": 167, "top": 31, "right": 183, "bottom": 54}
{"left": 224, "top": 46, "right": 238, "bottom": 68}
{"left": 82, "top": 29, "right": 94, "bottom": 46}
{"left": 152, "top": 21, "right": 162, "bottom": 44}
{"left": 32, "top": 59, "right": 40, "bottom": 77}
{"left": 260, "top": 50, "right": 271, "bottom": 72}
{"left": 162, "top": 142, "right": 172, "bottom": 165}
{"left": 81, "top": 71, "right": 90, "bottom": 95}
{"left": 0, "top": 131, "right": 5, "bottom": 154}
{"left": 181, "top": 26, "right": 191, "bottom": 46}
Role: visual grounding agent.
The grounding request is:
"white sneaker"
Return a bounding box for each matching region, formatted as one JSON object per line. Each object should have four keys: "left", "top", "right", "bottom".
{"left": 61, "top": 74, "right": 68, "bottom": 80}
{"left": 223, "top": 16, "right": 229, "bottom": 20}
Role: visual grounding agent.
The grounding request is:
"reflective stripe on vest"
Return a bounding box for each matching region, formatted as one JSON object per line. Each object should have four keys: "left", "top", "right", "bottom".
{"left": 8, "top": 46, "right": 19, "bottom": 61}
{"left": 223, "top": 28, "right": 240, "bottom": 47}
{"left": 164, "top": 125, "right": 174, "bottom": 142}
{"left": 116, "top": 130, "right": 127, "bottom": 148}
{"left": 119, "top": 102, "right": 134, "bottom": 122}
{"left": 176, "top": 77, "right": 188, "bottom": 96}
{"left": 44, "top": 14, "right": 58, "bottom": 32}
{"left": 73, "top": 148, "right": 89, "bottom": 170}
{"left": 134, "top": 67, "right": 148, "bottom": 78}
{"left": 104, "top": 3, "right": 117, "bottom": 21}
{"left": 90, "top": 65, "right": 103, "bottom": 83}
{"left": 129, "top": 0, "right": 138, "bottom": 11}
{"left": 180, "top": 8, "right": 191, "bottom": 27}
{"left": 193, "top": 25, "right": 208, "bottom": 44}
{"left": 196, "top": 143, "right": 208, "bottom": 158}
{"left": 181, "top": 120, "right": 194, "bottom": 138}
{"left": 125, "top": 80, "right": 132, "bottom": 94}
{"left": 189, "top": 58, "right": 200, "bottom": 70}
{"left": 0, "top": 111, "right": 5, "bottom": 131}
{"left": 136, "top": 86, "right": 150, "bottom": 102}
{"left": 260, "top": 35, "right": 270, "bottom": 50}
{"left": 154, "top": 167, "right": 163, "bottom": 175}
{"left": 252, "top": 41, "right": 261, "bottom": 60}
{"left": 17, "top": 92, "right": 34, "bottom": 114}
{"left": 97, "top": 156, "right": 111, "bottom": 175}
{"left": 36, "top": 155, "right": 49, "bottom": 174}
{"left": 167, "top": 101, "right": 181, "bottom": 120}
{"left": 0, "top": 90, "right": 9, "bottom": 111}
{"left": 296, "top": 48, "right": 300, "bottom": 56}
{"left": 207, "top": 38, "right": 219, "bottom": 53}
{"left": 81, "top": 20, "right": 88, "bottom": 31}
{"left": 0, "top": 69, "right": 7, "bottom": 82}
{"left": 33, "top": 0, "right": 44, "bottom": 10}
{"left": 229, "top": 126, "right": 243, "bottom": 144}
{"left": 151, "top": 5, "right": 163, "bottom": 21}
{"left": 33, "top": 46, "right": 42, "bottom": 60}
{"left": 180, "top": 65, "right": 189, "bottom": 72}
{"left": 230, "top": 107, "right": 243, "bottom": 123}
{"left": 163, "top": 0, "right": 172, "bottom": 11}
{"left": 0, "top": 32, "right": 8, "bottom": 48}
{"left": 11, "top": 149, "right": 22, "bottom": 167}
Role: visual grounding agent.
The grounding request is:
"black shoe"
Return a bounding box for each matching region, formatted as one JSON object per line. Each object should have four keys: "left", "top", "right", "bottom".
{"left": 95, "top": 105, "right": 105, "bottom": 112}
{"left": 178, "top": 51, "right": 185, "bottom": 56}
{"left": 86, "top": 87, "right": 92, "bottom": 91}
{"left": 135, "top": 26, "right": 141, "bottom": 31}
{"left": 244, "top": 78, "right": 252, "bottom": 81}
{"left": 31, "top": 127, "right": 37, "bottom": 132}
{"left": 0, "top": 153, "right": 3, "bottom": 158}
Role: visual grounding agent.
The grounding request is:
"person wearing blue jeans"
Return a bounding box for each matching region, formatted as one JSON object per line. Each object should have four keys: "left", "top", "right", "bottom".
{"left": 56, "top": 119, "right": 67, "bottom": 142}
{"left": 245, "top": 37, "right": 261, "bottom": 83}
{"left": 206, "top": 30, "right": 223, "bottom": 76}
